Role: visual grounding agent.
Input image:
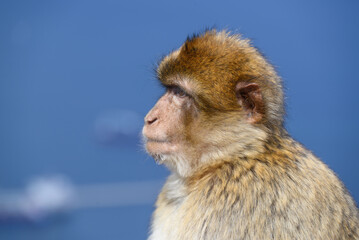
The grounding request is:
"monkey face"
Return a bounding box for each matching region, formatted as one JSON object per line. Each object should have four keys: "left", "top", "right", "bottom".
{"left": 142, "top": 82, "right": 200, "bottom": 170}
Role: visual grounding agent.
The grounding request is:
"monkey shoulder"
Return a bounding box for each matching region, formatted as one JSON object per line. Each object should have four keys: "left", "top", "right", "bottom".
{"left": 183, "top": 139, "right": 359, "bottom": 239}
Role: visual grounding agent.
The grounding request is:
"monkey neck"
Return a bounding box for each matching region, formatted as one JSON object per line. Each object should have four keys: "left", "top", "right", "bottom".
{"left": 184, "top": 127, "right": 296, "bottom": 182}
{"left": 197, "top": 122, "right": 269, "bottom": 163}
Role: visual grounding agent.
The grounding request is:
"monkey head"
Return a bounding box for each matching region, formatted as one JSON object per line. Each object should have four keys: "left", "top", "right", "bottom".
{"left": 142, "top": 30, "right": 285, "bottom": 177}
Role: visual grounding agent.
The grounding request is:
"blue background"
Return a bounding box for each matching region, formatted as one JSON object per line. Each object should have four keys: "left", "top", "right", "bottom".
{"left": 1, "top": 0, "right": 358, "bottom": 239}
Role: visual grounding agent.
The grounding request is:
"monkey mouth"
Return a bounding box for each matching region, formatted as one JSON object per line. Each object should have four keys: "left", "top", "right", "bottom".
{"left": 145, "top": 137, "right": 169, "bottom": 143}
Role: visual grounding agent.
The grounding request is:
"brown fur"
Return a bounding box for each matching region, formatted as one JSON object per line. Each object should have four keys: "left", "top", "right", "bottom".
{"left": 157, "top": 30, "right": 284, "bottom": 129}
{"left": 146, "top": 30, "right": 359, "bottom": 240}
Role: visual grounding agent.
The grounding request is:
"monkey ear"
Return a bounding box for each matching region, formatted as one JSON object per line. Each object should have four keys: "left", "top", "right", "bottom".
{"left": 235, "top": 82, "right": 264, "bottom": 124}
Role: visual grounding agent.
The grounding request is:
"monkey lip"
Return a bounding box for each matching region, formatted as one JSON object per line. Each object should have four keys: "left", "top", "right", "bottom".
{"left": 146, "top": 138, "right": 169, "bottom": 143}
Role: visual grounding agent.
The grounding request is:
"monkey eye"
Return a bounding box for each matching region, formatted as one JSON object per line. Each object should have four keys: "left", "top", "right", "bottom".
{"left": 169, "top": 86, "right": 188, "bottom": 98}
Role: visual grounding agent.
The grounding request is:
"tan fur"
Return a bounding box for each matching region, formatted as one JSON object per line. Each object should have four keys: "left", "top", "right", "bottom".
{"left": 146, "top": 30, "right": 359, "bottom": 240}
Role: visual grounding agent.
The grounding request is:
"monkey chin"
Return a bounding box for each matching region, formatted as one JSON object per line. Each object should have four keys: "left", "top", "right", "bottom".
{"left": 145, "top": 141, "right": 192, "bottom": 176}
{"left": 144, "top": 140, "right": 180, "bottom": 163}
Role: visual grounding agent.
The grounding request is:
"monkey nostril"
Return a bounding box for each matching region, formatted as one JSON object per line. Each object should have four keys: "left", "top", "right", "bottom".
{"left": 146, "top": 117, "right": 158, "bottom": 125}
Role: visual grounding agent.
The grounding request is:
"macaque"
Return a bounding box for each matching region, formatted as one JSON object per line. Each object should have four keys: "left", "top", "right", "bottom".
{"left": 142, "top": 30, "right": 359, "bottom": 240}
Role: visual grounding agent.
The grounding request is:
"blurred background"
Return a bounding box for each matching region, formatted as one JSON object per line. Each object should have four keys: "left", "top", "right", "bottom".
{"left": 0, "top": 0, "right": 358, "bottom": 239}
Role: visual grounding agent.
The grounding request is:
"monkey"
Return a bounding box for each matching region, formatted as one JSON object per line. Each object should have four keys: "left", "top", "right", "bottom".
{"left": 142, "top": 30, "right": 359, "bottom": 240}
